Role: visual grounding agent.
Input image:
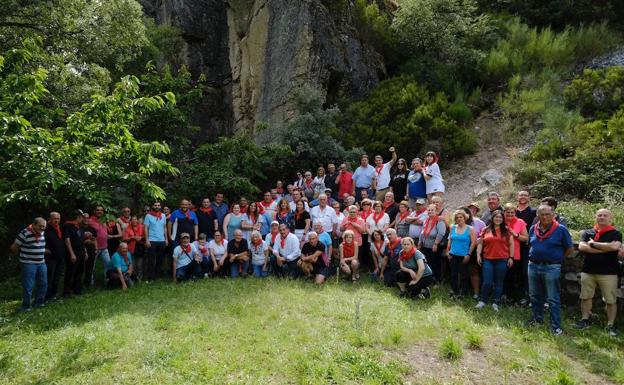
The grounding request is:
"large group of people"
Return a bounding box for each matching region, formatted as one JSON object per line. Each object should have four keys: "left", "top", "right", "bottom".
{"left": 10, "top": 149, "right": 624, "bottom": 337}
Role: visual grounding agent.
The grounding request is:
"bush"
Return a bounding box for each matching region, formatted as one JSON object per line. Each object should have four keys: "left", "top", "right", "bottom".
{"left": 466, "top": 331, "right": 484, "bottom": 350}
{"left": 564, "top": 66, "right": 624, "bottom": 119}
{"left": 341, "top": 76, "right": 476, "bottom": 160}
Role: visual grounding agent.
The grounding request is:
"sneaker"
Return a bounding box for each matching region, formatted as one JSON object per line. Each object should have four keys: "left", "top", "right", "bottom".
{"left": 552, "top": 328, "right": 563, "bottom": 336}
{"left": 518, "top": 298, "right": 529, "bottom": 306}
{"left": 543, "top": 302, "right": 550, "bottom": 310}
{"left": 492, "top": 303, "right": 499, "bottom": 312}
{"left": 525, "top": 318, "right": 543, "bottom": 327}
{"left": 472, "top": 294, "right": 479, "bottom": 300}
{"left": 422, "top": 287, "right": 431, "bottom": 299}
{"left": 475, "top": 301, "right": 486, "bottom": 309}
{"left": 607, "top": 325, "right": 619, "bottom": 337}
{"left": 33, "top": 303, "right": 45, "bottom": 309}
{"left": 573, "top": 319, "right": 590, "bottom": 330}
{"left": 204, "top": 273, "right": 209, "bottom": 278}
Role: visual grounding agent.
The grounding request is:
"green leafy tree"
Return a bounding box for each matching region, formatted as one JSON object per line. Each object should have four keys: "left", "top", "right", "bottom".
{"left": 0, "top": 41, "right": 178, "bottom": 209}
{"left": 564, "top": 66, "right": 624, "bottom": 119}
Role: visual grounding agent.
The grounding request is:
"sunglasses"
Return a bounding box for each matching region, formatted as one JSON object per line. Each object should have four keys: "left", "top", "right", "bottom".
{"left": 362, "top": 203, "right": 371, "bottom": 206}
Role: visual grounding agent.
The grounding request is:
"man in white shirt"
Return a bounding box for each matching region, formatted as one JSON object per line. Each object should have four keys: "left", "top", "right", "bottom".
{"left": 258, "top": 191, "right": 278, "bottom": 218}
{"left": 271, "top": 224, "right": 302, "bottom": 278}
{"left": 310, "top": 194, "right": 337, "bottom": 235}
{"left": 289, "top": 189, "right": 310, "bottom": 212}
{"left": 373, "top": 146, "right": 397, "bottom": 201}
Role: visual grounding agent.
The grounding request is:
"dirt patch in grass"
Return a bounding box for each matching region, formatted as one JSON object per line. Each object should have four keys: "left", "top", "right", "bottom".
{"left": 386, "top": 338, "right": 616, "bottom": 385}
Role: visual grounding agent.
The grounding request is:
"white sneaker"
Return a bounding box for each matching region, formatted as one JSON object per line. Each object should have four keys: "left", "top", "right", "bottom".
{"left": 492, "top": 303, "right": 499, "bottom": 312}
{"left": 475, "top": 301, "right": 486, "bottom": 309}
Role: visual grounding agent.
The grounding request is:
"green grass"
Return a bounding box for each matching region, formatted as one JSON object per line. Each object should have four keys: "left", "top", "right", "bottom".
{"left": 439, "top": 337, "right": 463, "bottom": 361}
{"left": 1, "top": 277, "right": 623, "bottom": 384}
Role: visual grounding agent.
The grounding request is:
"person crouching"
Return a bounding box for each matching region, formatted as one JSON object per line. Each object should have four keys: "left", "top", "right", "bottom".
{"left": 106, "top": 242, "right": 137, "bottom": 290}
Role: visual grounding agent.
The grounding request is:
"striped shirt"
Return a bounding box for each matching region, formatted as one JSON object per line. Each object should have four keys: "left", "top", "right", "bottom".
{"left": 14, "top": 228, "right": 46, "bottom": 264}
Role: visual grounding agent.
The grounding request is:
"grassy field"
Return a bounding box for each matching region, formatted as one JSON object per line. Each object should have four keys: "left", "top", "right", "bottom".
{"left": 0, "top": 276, "right": 623, "bottom": 385}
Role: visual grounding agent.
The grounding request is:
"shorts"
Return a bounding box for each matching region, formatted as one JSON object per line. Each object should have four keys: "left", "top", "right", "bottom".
{"left": 580, "top": 273, "right": 618, "bottom": 304}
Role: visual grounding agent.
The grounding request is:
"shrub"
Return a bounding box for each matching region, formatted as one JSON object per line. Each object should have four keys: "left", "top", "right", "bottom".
{"left": 564, "top": 66, "right": 624, "bottom": 119}
{"left": 466, "top": 331, "right": 484, "bottom": 350}
{"left": 341, "top": 76, "right": 476, "bottom": 160}
{"left": 439, "top": 337, "right": 463, "bottom": 361}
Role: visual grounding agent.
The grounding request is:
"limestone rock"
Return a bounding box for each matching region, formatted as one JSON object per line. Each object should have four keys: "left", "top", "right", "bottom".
{"left": 481, "top": 169, "right": 504, "bottom": 187}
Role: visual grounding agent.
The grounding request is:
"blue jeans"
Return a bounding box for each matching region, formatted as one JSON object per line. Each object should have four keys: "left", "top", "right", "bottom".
{"left": 21, "top": 263, "right": 47, "bottom": 309}
{"left": 480, "top": 259, "right": 508, "bottom": 304}
{"left": 230, "top": 260, "right": 249, "bottom": 278}
{"left": 528, "top": 262, "right": 562, "bottom": 330}
{"left": 175, "top": 261, "right": 201, "bottom": 281}
{"left": 252, "top": 264, "right": 268, "bottom": 278}
{"left": 89, "top": 248, "right": 111, "bottom": 285}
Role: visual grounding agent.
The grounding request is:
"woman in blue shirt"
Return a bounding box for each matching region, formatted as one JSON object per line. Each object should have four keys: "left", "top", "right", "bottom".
{"left": 446, "top": 210, "right": 476, "bottom": 298}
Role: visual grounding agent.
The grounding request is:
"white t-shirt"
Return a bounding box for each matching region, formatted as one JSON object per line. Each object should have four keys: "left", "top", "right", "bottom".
{"left": 366, "top": 213, "right": 390, "bottom": 234}
{"left": 173, "top": 244, "right": 198, "bottom": 268}
{"left": 374, "top": 162, "right": 392, "bottom": 189}
{"left": 249, "top": 239, "right": 270, "bottom": 265}
{"left": 333, "top": 211, "right": 345, "bottom": 237}
{"left": 310, "top": 205, "right": 337, "bottom": 234}
{"left": 207, "top": 239, "right": 228, "bottom": 262}
{"left": 408, "top": 210, "right": 429, "bottom": 239}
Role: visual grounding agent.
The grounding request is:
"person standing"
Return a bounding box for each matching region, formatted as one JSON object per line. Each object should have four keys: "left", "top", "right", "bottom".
{"left": 324, "top": 163, "right": 339, "bottom": 201}
{"left": 197, "top": 198, "right": 218, "bottom": 241}
{"left": 390, "top": 158, "right": 409, "bottom": 201}
{"left": 372, "top": 147, "right": 397, "bottom": 202}
{"left": 447, "top": 210, "right": 476, "bottom": 298}
{"left": 574, "top": 209, "right": 622, "bottom": 337}
{"left": 89, "top": 205, "right": 112, "bottom": 286}
{"left": 310, "top": 194, "right": 337, "bottom": 238}
{"left": 503, "top": 203, "right": 529, "bottom": 304}
{"left": 258, "top": 191, "right": 278, "bottom": 219}
{"left": 168, "top": 199, "right": 199, "bottom": 246}
{"left": 144, "top": 201, "right": 168, "bottom": 281}
{"left": 407, "top": 158, "right": 427, "bottom": 208}
{"left": 211, "top": 193, "right": 229, "bottom": 233}
{"left": 11, "top": 218, "right": 47, "bottom": 311}
{"left": 122, "top": 215, "right": 145, "bottom": 281}
{"left": 423, "top": 151, "right": 445, "bottom": 201}
{"left": 351, "top": 155, "right": 376, "bottom": 202}
{"left": 335, "top": 163, "right": 354, "bottom": 203}
{"left": 63, "top": 210, "right": 88, "bottom": 296}
{"left": 526, "top": 205, "right": 574, "bottom": 335}
{"left": 80, "top": 213, "right": 98, "bottom": 288}
{"left": 418, "top": 204, "right": 447, "bottom": 282}
{"left": 44, "top": 212, "right": 65, "bottom": 300}
{"left": 117, "top": 207, "right": 132, "bottom": 233}
{"left": 516, "top": 190, "right": 536, "bottom": 305}
{"left": 481, "top": 192, "right": 503, "bottom": 226}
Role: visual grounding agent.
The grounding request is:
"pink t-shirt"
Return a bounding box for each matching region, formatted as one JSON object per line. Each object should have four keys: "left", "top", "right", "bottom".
{"left": 506, "top": 217, "right": 527, "bottom": 260}
{"left": 89, "top": 217, "right": 109, "bottom": 250}
{"left": 340, "top": 216, "right": 366, "bottom": 246}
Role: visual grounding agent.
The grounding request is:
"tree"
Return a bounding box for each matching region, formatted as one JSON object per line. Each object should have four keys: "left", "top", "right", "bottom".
{"left": 0, "top": 40, "right": 177, "bottom": 209}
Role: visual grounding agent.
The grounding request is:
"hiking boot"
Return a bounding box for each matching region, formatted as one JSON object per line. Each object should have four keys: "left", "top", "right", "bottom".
{"left": 607, "top": 325, "right": 619, "bottom": 337}
{"left": 573, "top": 319, "right": 590, "bottom": 330}
{"left": 421, "top": 287, "right": 431, "bottom": 299}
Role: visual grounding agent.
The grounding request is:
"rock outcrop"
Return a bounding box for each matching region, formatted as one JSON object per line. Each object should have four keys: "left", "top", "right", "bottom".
{"left": 141, "top": 0, "right": 385, "bottom": 136}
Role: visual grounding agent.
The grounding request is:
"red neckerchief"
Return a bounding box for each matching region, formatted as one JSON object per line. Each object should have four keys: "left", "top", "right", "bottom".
{"left": 28, "top": 224, "right": 42, "bottom": 240}
{"left": 198, "top": 242, "right": 208, "bottom": 254}
{"left": 280, "top": 233, "right": 288, "bottom": 248}
{"left": 422, "top": 215, "right": 439, "bottom": 238}
{"left": 199, "top": 207, "right": 213, "bottom": 215}
{"left": 383, "top": 201, "right": 394, "bottom": 211}
{"left": 276, "top": 187, "right": 284, "bottom": 194}
{"left": 373, "top": 240, "right": 384, "bottom": 255}
{"left": 215, "top": 238, "right": 224, "bottom": 246}
{"left": 279, "top": 208, "right": 290, "bottom": 220}
{"left": 181, "top": 243, "right": 192, "bottom": 254}
{"left": 119, "top": 215, "right": 131, "bottom": 224}
{"left": 593, "top": 224, "right": 616, "bottom": 241}
{"left": 270, "top": 231, "right": 279, "bottom": 245}
{"left": 533, "top": 220, "right": 559, "bottom": 241}
{"left": 240, "top": 204, "right": 248, "bottom": 214}
{"left": 48, "top": 222, "right": 61, "bottom": 239}
{"left": 360, "top": 209, "right": 372, "bottom": 220}
{"left": 149, "top": 210, "right": 162, "bottom": 220}
{"left": 119, "top": 250, "right": 130, "bottom": 265}
{"left": 375, "top": 165, "right": 383, "bottom": 176}
{"left": 398, "top": 210, "right": 409, "bottom": 223}
{"left": 387, "top": 237, "right": 401, "bottom": 257}
{"left": 180, "top": 209, "right": 191, "bottom": 220}
{"left": 65, "top": 220, "right": 80, "bottom": 229}
{"left": 129, "top": 224, "right": 143, "bottom": 238}
{"left": 400, "top": 246, "right": 416, "bottom": 261}
{"left": 372, "top": 211, "right": 385, "bottom": 224}
{"left": 252, "top": 238, "right": 264, "bottom": 247}
{"left": 304, "top": 179, "right": 313, "bottom": 189}
{"left": 259, "top": 200, "right": 274, "bottom": 211}
{"left": 343, "top": 242, "right": 355, "bottom": 257}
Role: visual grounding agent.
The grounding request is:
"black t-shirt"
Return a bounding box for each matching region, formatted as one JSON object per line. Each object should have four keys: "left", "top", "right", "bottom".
{"left": 303, "top": 241, "right": 327, "bottom": 268}
{"left": 81, "top": 225, "right": 98, "bottom": 256}
{"left": 63, "top": 223, "right": 93, "bottom": 258}
{"left": 390, "top": 171, "right": 409, "bottom": 200}
{"left": 44, "top": 226, "right": 66, "bottom": 261}
{"left": 196, "top": 209, "right": 216, "bottom": 239}
{"left": 581, "top": 229, "right": 622, "bottom": 275}
{"left": 385, "top": 204, "right": 399, "bottom": 224}
{"left": 516, "top": 206, "right": 536, "bottom": 231}
{"left": 227, "top": 238, "right": 249, "bottom": 255}
{"left": 294, "top": 210, "right": 310, "bottom": 230}
{"left": 325, "top": 172, "right": 338, "bottom": 193}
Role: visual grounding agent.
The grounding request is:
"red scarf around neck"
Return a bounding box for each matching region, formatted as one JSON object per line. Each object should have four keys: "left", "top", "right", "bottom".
{"left": 180, "top": 210, "right": 191, "bottom": 220}
{"left": 119, "top": 216, "right": 131, "bottom": 224}
{"left": 383, "top": 201, "right": 394, "bottom": 211}
{"left": 387, "top": 237, "right": 401, "bottom": 257}
{"left": 270, "top": 231, "right": 279, "bottom": 245}
{"left": 400, "top": 246, "right": 416, "bottom": 261}
{"left": 533, "top": 220, "right": 559, "bottom": 241}
{"left": 199, "top": 207, "right": 213, "bottom": 215}
{"left": 295, "top": 209, "right": 305, "bottom": 221}
{"left": 252, "top": 238, "right": 264, "bottom": 247}
{"left": 398, "top": 210, "right": 409, "bottom": 223}
{"left": 373, "top": 240, "right": 384, "bottom": 255}
{"left": 372, "top": 211, "right": 385, "bottom": 224}
{"left": 149, "top": 210, "right": 162, "bottom": 220}
{"left": 65, "top": 220, "right": 80, "bottom": 229}
{"left": 119, "top": 250, "right": 130, "bottom": 265}
{"left": 48, "top": 222, "right": 61, "bottom": 239}
{"left": 343, "top": 242, "right": 355, "bottom": 257}
{"left": 593, "top": 224, "right": 616, "bottom": 241}
{"left": 360, "top": 209, "right": 372, "bottom": 220}
{"left": 181, "top": 243, "right": 192, "bottom": 254}
{"left": 422, "top": 215, "right": 439, "bottom": 238}
{"left": 375, "top": 165, "right": 383, "bottom": 176}
{"left": 279, "top": 209, "right": 290, "bottom": 220}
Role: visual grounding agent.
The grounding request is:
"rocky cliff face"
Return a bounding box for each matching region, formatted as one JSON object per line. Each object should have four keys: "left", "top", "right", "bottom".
{"left": 141, "top": 0, "right": 385, "bottom": 136}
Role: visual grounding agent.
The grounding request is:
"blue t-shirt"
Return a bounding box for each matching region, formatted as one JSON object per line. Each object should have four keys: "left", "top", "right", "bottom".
{"left": 352, "top": 165, "right": 376, "bottom": 188}
{"left": 449, "top": 225, "right": 472, "bottom": 256}
{"left": 211, "top": 202, "right": 229, "bottom": 229}
{"left": 318, "top": 231, "right": 332, "bottom": 257}
{"left": 529, "top": 223, "right": 573, "bottom": 263}
{"left": 107, "top": 252, "right": 133, "bottom": 273}
{"left": 407, "top": 170, "right": 427, "bottom": 198}
{"left": 259, "top": 212, "right": 272, "bottom": 236}
{"left": 144, "top": 213, "right": 167, "bottom": 242}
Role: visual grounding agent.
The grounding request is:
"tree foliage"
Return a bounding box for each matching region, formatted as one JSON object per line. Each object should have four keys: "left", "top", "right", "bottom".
{"left": 564, "top": 66, "right": 624, "bottom": 119}
{"left": 0, "top": 40, "right": 177, "bottom": 209}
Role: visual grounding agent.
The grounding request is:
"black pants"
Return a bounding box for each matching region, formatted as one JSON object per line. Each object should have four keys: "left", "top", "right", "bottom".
{"left": 63, "top": 253, "right": 85, "bottom": 295}
{"left": 504, "top": 259, "right": 523, "bottom": 302}
{"left": 360, "top": 234, "right": 371, "bottom": 272}
{"left": 45, "top": 256, "right": 64, "bottom": 299}
{"left": 145, "top": 241, "right": 166, "bottom": 281}
{"left": 271, "top": 256, "right": 300, "bottom": 278}
{"left": 449, "top": 254, "right": 469, "bottom": 295}
{"left": 83, "top": 248, "right": 96, "bottom": 287}
{"left": 420, "top": 247, "right": 442, "bottom": 282}
{"left": 396, "top": 271, "right": 435, "bottom": 295}
{"left": 106, "top": 269, "right": 137, "bottom": 288}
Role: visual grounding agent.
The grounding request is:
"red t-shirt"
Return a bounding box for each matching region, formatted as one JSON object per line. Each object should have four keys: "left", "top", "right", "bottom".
{"left": 123, "top": 224, "right": 145, "bottom": 254}
{"left": 506, "top": 217, "right": 526, "bottom": 261}
{"left": 338, "top": 171, "right": 354, "bottom": 198}
{"left": 481, "top": 229, "right": 511, "bottom": 260}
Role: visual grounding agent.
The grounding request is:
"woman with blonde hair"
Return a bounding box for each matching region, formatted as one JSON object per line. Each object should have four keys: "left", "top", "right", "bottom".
{"left": 249, "top": 230, "right": 269, "bottom": 278}
{"left": 447, "top": 210, "right": 476, "bottom": 298}
{"left": 340, "top": 230, "right": 360, "bottom": 282}
{"left": 396, "top": 237, "right": 434, "bottom": 298}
